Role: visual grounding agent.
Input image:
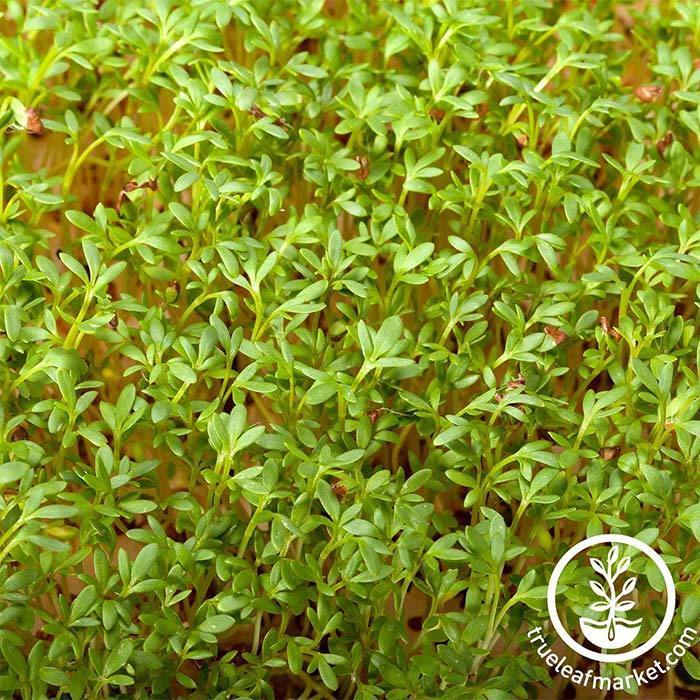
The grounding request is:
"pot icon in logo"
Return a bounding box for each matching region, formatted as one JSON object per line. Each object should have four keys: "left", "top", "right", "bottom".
{"left": 578, "top": 544, "right": 642, "bottom": 649}
{"left": 547, "top": 534, "right": 676, "bottom": 663}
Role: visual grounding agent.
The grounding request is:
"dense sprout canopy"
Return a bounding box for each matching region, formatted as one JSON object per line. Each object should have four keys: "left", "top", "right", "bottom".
{"left": 0, "top": 0, "right": 699, "bottom": 698}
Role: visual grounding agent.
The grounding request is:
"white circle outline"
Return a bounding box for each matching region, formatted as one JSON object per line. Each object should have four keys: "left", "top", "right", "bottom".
{"left": 546, "top": 534, "right": 675, "bottom": 663}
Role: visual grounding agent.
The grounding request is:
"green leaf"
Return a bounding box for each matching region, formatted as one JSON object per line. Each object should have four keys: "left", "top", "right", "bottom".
{"left": 31, "top": 505, "right": 79, "bottom": 519}
{"left": 305, "top": 382, "right": 336, "bottom": 405}
{"left": 131, "top": 543, "right": 159, "bottom": 583}
{"left": 199, "top": 615, "right": 235, "bottom": 634}
{"left": 683, "top": 653, "right": 700, "bottom": 681}
{"left": 0, "top": 461, "right": 30, "bottom": 484}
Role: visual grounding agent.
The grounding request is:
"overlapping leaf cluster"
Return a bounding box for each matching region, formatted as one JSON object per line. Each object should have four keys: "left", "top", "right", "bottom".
{"left": 0, "top": 0, "right": 699, "bottom": 698}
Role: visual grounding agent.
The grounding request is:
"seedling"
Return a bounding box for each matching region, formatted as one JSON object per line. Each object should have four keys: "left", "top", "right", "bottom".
{"left": 0, "top": 0, "right": 698, "bottom": 698}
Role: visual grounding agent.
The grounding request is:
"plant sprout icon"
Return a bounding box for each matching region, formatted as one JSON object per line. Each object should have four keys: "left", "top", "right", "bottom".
{"left": 579, "top": 545, "right": 643, "bottom": 650}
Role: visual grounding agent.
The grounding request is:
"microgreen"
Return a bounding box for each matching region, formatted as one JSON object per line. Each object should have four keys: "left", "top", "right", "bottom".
{"left": 0, "top": 0, "right": 699, "bottom": 698}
